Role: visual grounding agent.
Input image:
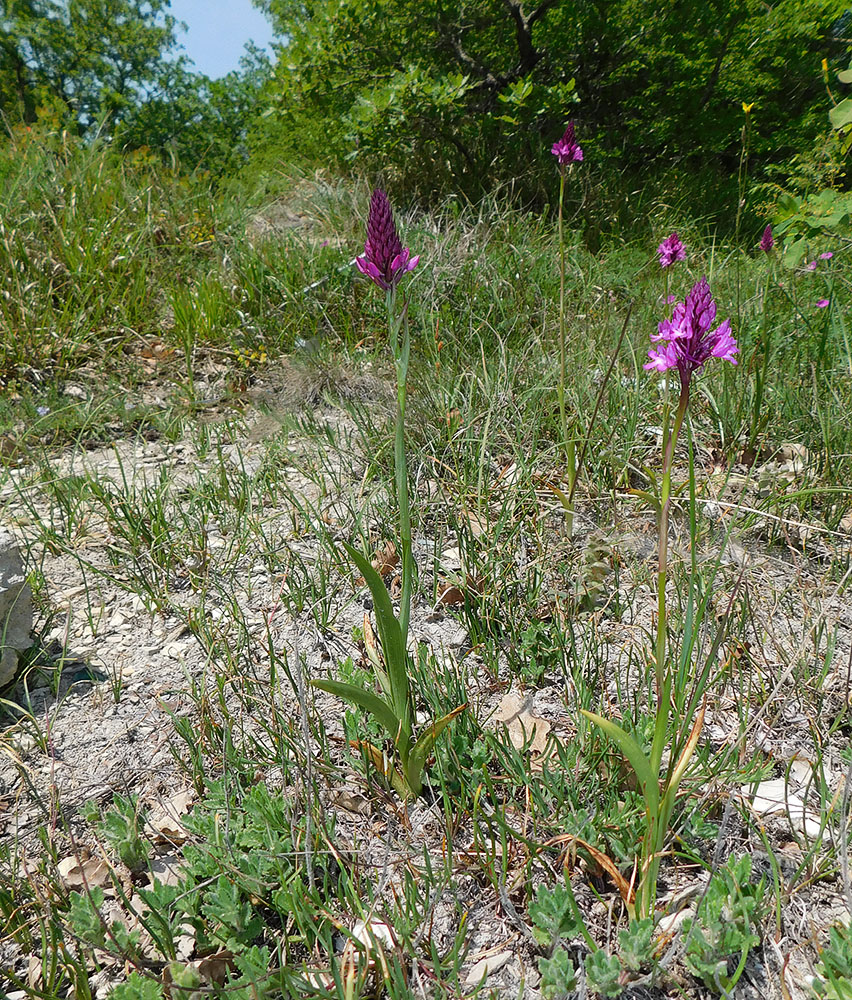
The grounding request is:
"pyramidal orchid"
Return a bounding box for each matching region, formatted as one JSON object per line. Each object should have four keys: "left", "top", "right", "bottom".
{"left": 645, "top": 277, "right": 738, "bottom": 389}
{"left": 356, "top": 189, "right": 419, "bottom": 291}
{"left": 551, "top": 122, "right": 584, "bottom": 165}
{"left": 314, "top": 188, "right": 464, "bottom": 801}
{"left": 585, "top": 275, "right": 738, "bottom": 919}
{"left": 760, "top": 224, "right": 774, "bottom": 254}
{"left": 551, "top": 121, "right": 584, "bottom": 533}
{"left": 657, "top": 231, "right": 686, "bottom": 269}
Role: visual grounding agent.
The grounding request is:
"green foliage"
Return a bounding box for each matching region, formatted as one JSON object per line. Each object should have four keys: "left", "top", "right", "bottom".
{"left": 115, "top": 48, "right": 272, "bottom": 177}
{"left": 259, "top": 0, "right": 846, "bottom": 210}
{"left": 68, "top": 886, "right": 107, "bottom": 950}
{"left": 539, "top": 948, "right": 577, "bottom": 999}
{"left": 109, "top": 973, "right": 164, "bottom": 1000}
{"left": 814, "top": 923, "right": 852, "bottom": 1000}
{"left": 584, "top": 948, "right": 624, "bottom": 997}
{"left": 201, "top": 876, "right": 265, "bottom": 949}
{"left": 618, "top": 918, "right": 655, "bottom": 973}
{"left": 533, "top": 888, "right": 655, "bottom": 998}
{"left": 1, "top": 0, "right": 181, "bottom": 132}
{"left": 85, "top": 794, "right": 149, "bottom": 870}
{"left": 530, "top": 884, "right": 586, "bottom": 947}
{"left": 682, "top": 855, "right": 765, "bottom": 994}
{"left": 314, "top": 541, "right": 464, "bottom": 798}
{"left": 69, "top": 886, "right": 146, "bottom": 962}
{"left": 1, "top": 2, "right": 271, "bottom": 176}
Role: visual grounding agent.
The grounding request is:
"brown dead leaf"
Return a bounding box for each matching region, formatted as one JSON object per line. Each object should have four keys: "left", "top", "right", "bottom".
{"left": 329, "top": 787, "right": 372, "bottom": 817}
{"left": 371, "top": 542, "right": 399, "bottom": 577}
{"left": 491, "top": 692, "right": 554, "bottom": 769}
{"left": 463, "top": 510, "right": 488, "bottom": 538}
{"left": 194, "top": 951, "right": 233, "bottom": 985}
{"left": 545, "top": 833, "right": 635, "bottom": 907}
{"left": 436, "top": 582, "right": 466, "bottom": 607}
{"left": 28, "top": 954, "right": 43, "bottom": 989}
{"left": 57, "top": 855, "right": 112, "bottom": 888}
{"left": 144, "top": 788, "right": 194, "bottom": 843}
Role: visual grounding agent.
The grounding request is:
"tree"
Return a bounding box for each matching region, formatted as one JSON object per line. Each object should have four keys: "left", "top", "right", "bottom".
{"left": 115, "top": 45, "right": 272, "bottom": 176}
{"left": 254, "top": 0, "right": 850, "bottom": 207}
{"left": 1, "top": 0, "right": 182, "bottom": 133}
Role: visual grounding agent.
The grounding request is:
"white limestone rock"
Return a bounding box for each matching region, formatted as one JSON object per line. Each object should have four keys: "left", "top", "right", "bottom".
{"left": 0, "top": 529, "right": 32, "bottom": 686}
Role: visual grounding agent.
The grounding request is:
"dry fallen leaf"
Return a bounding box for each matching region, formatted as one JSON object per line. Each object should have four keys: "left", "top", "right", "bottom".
{"left": 371, "top": 542, "right": 399, "bottom": 577}
{"left": 738, "top": 778, "right": 823, "bottom": 840}
{"left": 465, "top": 950, "right": 513, "bottom": 985}
{"left": 144, "top": 788, "right": 194, "bottom": 843}
{"left": 57, "top": 855, "right": 112, "bottom": 888}
{"left": 436, "top": 582, "right": 466, "bottom": 607}
{"left": 329, "top": 787, "right": 372, "bottom": 817}
{"left": 491, "top": 692, "right": 554, "bottom": 768}
{"left": 148, "top": 851, "right": 184, "bottom": 888}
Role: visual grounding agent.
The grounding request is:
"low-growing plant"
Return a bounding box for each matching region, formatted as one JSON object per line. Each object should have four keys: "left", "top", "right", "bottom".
{"left": 814, "top": 922, "right": 852, "bottom": 1000}
{"left": 682, "top": 854, "right": 765, "bottom": 994}
{"left": 533, "top": 883, "right": 657, "bottom": 997}
{"left": 83, "top": 793, "right": 149, "bottom": 870}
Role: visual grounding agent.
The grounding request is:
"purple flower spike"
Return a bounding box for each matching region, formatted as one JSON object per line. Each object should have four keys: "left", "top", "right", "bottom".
{"left": 817, "top": 299, "right": 830, "bottom": 308}
{"left": 355, "top": 189, "right": 419, "bottom": 291}
{"left": 820, "top": 251, "right": 834, "bottom": 260}
{"left": 551, "top": 122, "right": 584, "bottom": 165}
{"left": 644, "top": 277, "right": 738, "bottom": 387}
{"left": 760, "top": 225, "right": 774, "bottom": 253}
{"left": 657, "top": 231, "right": 686, "bottom": 269}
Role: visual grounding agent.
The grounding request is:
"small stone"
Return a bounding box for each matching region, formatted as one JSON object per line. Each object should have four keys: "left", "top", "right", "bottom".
{"left": 465, "top": 951, "right": 513, "bottom": 985}
{"left": 0, "top": 528, "right": 33, "bottom": 687}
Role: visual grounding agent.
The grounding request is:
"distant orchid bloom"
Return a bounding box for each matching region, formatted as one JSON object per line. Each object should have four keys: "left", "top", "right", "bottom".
{"left": 551, "top": 122, "right": 584, "bottom": 165}
{"left": 645, "top": 277, "right": 738, "bottom": 387}
{"left": 355, "top": 189, "right": 419, "bottom": 291}
{"left": 760, "top": 225, "right": 774, "bottom": 253}
{"left": 806, "top": 260, "right": 818, "bottom": 271}
{"left": 817, "top": 299, "right": 830, "bottom": 308}
{"left": 657, "top": 231, "right": 686, "bottom": 269}
{"left": 820, "top": 251, "right": 834, "bottom": 260}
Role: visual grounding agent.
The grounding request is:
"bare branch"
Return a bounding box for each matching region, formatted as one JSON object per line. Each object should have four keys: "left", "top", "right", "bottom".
{"left": 499, "top": 0, "right": 563, "bottom": 76}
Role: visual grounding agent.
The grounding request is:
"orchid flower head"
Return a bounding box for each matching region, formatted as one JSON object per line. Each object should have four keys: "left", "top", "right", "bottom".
{"left": 551, "top": 122, "right": 584, "bottom": 165}
{"left": 657, "top": 231, "right": 686, "bottom": 269}
{"left": 644, "top": 276, "right": 738, "bottom": 387}
{"left": 355, "top": 189, "right": 419, "bottom": 291}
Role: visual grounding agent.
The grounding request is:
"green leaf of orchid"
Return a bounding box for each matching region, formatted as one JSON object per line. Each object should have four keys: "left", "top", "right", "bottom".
{"left": 344, "top": 542, "right": 411, "bottom": 728}
{"left": 406, "top": 704, "right": 467, "bottom": 785}
{"left": 311, "top": 679, "right": 403, "bottom": 744}
{"left": 582, "top": 710, "right": 659, "bottom": 812}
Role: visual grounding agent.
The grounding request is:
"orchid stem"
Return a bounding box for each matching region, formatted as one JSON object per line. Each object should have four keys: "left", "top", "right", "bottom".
{"left": 388, "top": 287, "right": 413, "bottom": 640}
{"left": 557, "top": 165, "right": 575, "bottom": 535}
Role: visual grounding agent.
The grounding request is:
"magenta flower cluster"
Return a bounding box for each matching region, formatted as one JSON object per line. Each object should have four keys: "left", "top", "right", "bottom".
{"left": 645, "top": 277, "right": 738, "bottom": 385}
{"left": 356, "top": 189, "right": 419, "bottom": 291}
{"left": 551, "top": 122, "right": 583, "bottom": 165}
{"left": 657, "top": 232, "right": 686, "bottom": 269}
{"left": 760, "top": 225, "right": 774, "bottom": 253}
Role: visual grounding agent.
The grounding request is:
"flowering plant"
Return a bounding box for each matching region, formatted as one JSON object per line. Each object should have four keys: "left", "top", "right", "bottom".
{"left": 551, "top": 122, "right": 583, "bottom": 165}
{"left": 585, "top": 277, "right": 738, "bottom": 918}
{"left": 314, "top": 189, "right": 462, "bottom": 799}
{"left": 645, "top": 277, "right": 738, "bottom": 386}
{"left": 551, "top": 122, "right": 584, "bottom": 532}
{"left": 355, "top": 189, "right": 419, "bottom": 290}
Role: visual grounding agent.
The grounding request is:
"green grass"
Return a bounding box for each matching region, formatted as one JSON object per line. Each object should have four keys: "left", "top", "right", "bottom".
{"left": 1, "top": 129, "right": 851, "bottom": 998}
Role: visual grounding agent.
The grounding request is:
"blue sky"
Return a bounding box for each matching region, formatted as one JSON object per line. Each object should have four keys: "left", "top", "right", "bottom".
{"left": 169, "top": 0, "right": 277, "bottom": 79}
